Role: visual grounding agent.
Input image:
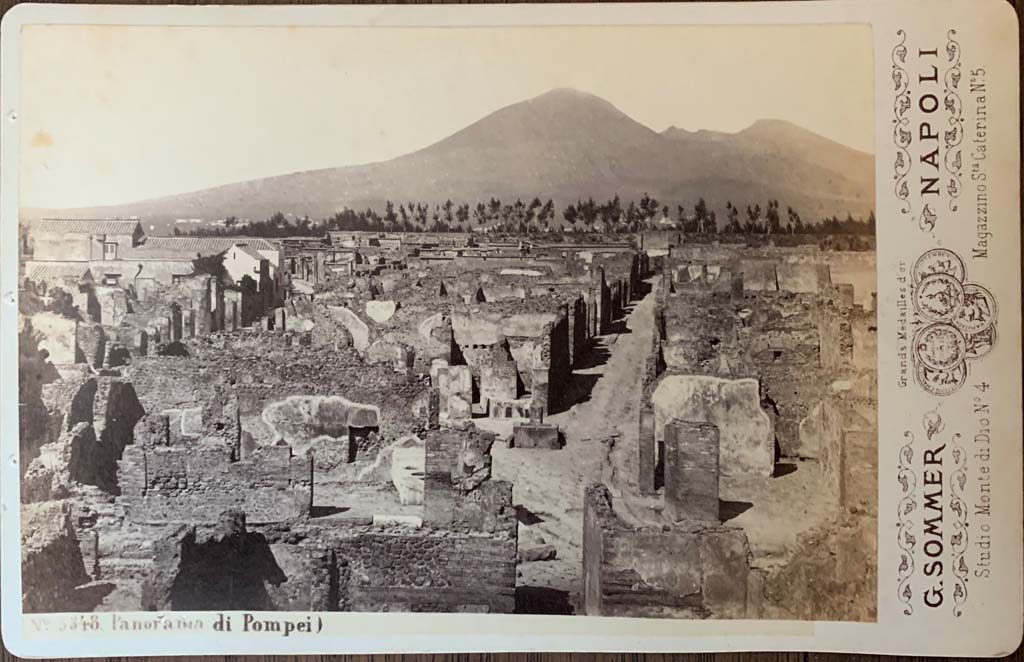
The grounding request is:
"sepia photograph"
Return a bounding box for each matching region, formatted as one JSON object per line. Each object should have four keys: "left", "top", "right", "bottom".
{"left": 16, "top": 22, "right": 877, "bottom": 622}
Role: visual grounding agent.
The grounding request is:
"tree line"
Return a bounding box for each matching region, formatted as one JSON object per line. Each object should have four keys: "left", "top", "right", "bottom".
{"left": 178, "top": 195, "right": 875, "bottom": 238}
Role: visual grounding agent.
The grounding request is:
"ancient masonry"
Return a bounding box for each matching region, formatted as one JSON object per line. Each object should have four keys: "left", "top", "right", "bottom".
{"left": 19, "top": 228, "right": 875, "bottom": 620}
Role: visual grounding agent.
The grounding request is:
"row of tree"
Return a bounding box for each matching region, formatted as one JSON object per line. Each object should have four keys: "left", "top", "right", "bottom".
{"left": 179, "top": 196, "right": 875, "bottom": 238}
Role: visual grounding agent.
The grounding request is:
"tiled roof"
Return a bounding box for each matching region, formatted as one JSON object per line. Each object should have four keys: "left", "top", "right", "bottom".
{"left": 23, "top": 262, "right": 93, "bottom": 283}
{"left": 133, "top": 236, "right": 277, "bottom": 259}
{"left": 33, "top": 219, "right": 141, "bottom": 235}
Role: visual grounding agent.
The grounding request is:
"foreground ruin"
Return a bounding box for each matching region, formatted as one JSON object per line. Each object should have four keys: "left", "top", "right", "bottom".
{"left": 18, "top": 229, "right": 876, "bottom": 620}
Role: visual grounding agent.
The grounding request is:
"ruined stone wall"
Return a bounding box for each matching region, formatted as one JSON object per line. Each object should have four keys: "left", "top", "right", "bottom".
{"left": 118, "top": 442, "right": 312, "bottom": 524}
{"left": 760, "top": 366, "right": 833, "bottom": 458}
{"left": 450, "top": 300, "right": 572, "bottom": 414}
{"left": 144, "top": 517, "right": 516, "bottom": 613}
{"left": 21, "top": 501, "right": 92, "bottom": 613}
{"left": 583, "top": 484, "right": 751, "bottom": 619}
{"left": 650, "top": 375, "right": 774, "bottom": 478}
{"left": 333, "top": 527, "right": 516, "bottom": 613}
{"left": 22, "top": 378, "right": 145, "bottom": 500}
{"left": 130, "top": 332, "right": 426, "bottom": 447}
{"left": 661, "top": 292, "right": 741, "bottom": 376}
{"left": 423, "top": 427, "right": 516, "bottom": 537}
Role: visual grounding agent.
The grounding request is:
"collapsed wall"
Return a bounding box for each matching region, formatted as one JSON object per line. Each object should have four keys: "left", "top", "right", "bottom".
{"left": 142, "top": 423, "right": 517, "bottom": 614}
{"left": 22, "top": 378, "right": 145, "bottom": 501}
{"left": 21, "top": 501, "right": 92, "bottom": 613}
{"left": 118, "top": 412, "right": 312, "bottom": 525}
{"left": 450, "top": 303, "right": 571, "bottom": 418}
{"left": 764, "top": 399, "right": 877, "bottom": 621}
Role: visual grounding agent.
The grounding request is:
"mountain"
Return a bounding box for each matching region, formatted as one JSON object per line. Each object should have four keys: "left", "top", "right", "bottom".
{"left": 22, "top": 88, "right": 874, "bottom": 233}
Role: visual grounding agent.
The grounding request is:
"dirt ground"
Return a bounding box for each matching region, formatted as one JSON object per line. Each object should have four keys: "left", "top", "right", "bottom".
{"left": 485, "top": 277, "right": 663, "bottom": 613}
{"left": 485, "top": 275, "right": 836, "bottom": 613}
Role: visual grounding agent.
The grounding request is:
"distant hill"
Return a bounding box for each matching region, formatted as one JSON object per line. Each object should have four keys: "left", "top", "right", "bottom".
{"left": 22, "top": 88, "right": 874, "bottom": 234}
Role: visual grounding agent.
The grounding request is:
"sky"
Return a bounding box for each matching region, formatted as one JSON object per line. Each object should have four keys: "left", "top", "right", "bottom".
{"left": 20, "top": 23, "right": 873, "bottom": 210}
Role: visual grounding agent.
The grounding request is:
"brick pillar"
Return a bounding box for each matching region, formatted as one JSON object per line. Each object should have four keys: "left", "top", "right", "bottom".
{"left": 427, "top": 388, "right": 440, "bottom": 430}
{"left": 169, "top": 304, "right": 183, "bottom": 341}
{"left": 664, "top": 420, "right": 719, "bottom": 522}
{"left": 529, "top": 403, "right": 544, "bottom": 424}
{"left": 531, "top": 367, "right": 550, "bottom": 417}
{"left": 638, "top": 408, "right": 656, "bottom": 495}
{"left": 194, "top": 278, "right": 213, "bottom": 336}
{"left": 135, "top": 330, "right": 149, "bottom": 357}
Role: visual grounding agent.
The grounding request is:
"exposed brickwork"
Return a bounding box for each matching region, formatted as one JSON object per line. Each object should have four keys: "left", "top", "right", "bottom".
{"left": 118, "top": 441, "right": 312, "bottom": 524}
{"left": 583, "top": 484, "right": 750, "bottom": 619}
{"left": 664, "top": 421, "right": 719, "bottom": 523}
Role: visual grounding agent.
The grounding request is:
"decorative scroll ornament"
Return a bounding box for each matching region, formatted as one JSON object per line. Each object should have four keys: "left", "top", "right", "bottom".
{"left": 949, "top": 431, "right": 969, "bottom": 616}
{"left": 892, "top": 30, "right": 912, "bottom": 214}
{"left": 944, "top": 29, "right": 964, "bottom": 212}
{"left": 897, "top": 428, "right": 918, "bottom": 615}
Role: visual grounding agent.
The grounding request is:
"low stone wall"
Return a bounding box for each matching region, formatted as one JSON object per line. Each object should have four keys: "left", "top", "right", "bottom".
{"left": 763, "top": 511, "right": 876, "bottom": 621}
{"left": 118, "top": 443, "right": 312, "bottom": 524}
{"left": 145, "top": 516, "right": 516, "bottom": 613}
{"left": 583, "top": 484, "right": 751, "bottom": 619}
{"left": 334, "top": 527, "right": 516, "bottom": 613}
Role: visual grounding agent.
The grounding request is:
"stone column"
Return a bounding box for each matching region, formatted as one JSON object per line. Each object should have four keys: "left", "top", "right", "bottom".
{"left": 638, "top": 407, "right": 657, "bottom": 495}
{"left": 169, "top": 304, "right": 183, "bottom": 341}
{"left": 531, "top": 368, "right": 550, "bottom": 418}
{"left": 274, "top": 307, "right": 287, "bottom": 333}
{"left": 664, "top": 420, "right": 720, "bottom": 522}
{"left": 529, "top": 403, "right": 545, "bottom": 424}
{"left": 193, "top": 280, "right": 212, "bottom": 337}
{"left": 427, "top": 388, "right": 440, "bottom": 430}
{"left": 135, "top": 330, "right": 149, "bottom": 357}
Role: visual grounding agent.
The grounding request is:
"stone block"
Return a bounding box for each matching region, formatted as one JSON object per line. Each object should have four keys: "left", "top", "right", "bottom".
{"left": 390, "top": 444, "right": 425, "bottom": 505}
{"left": 842, "top": 429, "right": 877, "bottom": 516}
{"left": 438, "top": 365, "right": 472, "bottom": 399}
{"left": 699, "top": 527, "right": 750, "bottom": 619}
{"left": 776, "top": 263, "right": 829, "bottom": 294}
{"left": 481, "top": 360, "right": 518, "bottom": 401}
{"left": 134, "top": 330, "right": 149, "bottom": 357}
{"left": 76, "top": 323, "right": 106, "bottom": 368}
{"left": 512, "top": 423, "right": 560, "bottom": 450}
{"left": 365, "top": 300, "right": 398, "bottom": 323}
{"left": 426, "top": 389, "right": 440, "bottom": 430}
{"left": 652, "top": 375, "right": 774, "bottom": 478}
{"left": 448, "top": 394, "right": 472, "bottom": 421}
{"left": 740, "top": 261, "right": 778, "bottom": 292}
{"left": 180, "top": 407, "right": 204, "bottom": 437}
{"left": 664, "top": 421, "right": 719, "bottom": 523}
{"left": 95, "top": 287, "right": 129, "bottom": 327}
